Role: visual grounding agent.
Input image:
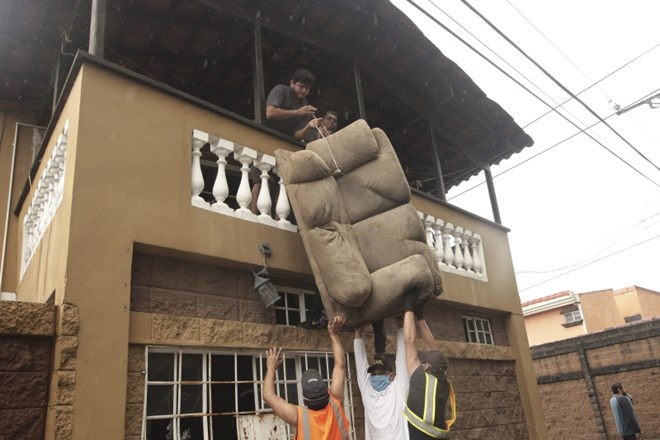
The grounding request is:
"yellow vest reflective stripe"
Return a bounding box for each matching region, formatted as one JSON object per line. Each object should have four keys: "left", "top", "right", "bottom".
{"left": 404, "top": 376, "right": 457, "bottom": 438}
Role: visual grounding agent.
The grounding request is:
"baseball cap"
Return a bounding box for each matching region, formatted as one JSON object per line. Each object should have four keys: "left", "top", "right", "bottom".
{"left": 301, "top": 369, "right": 329, "bottom": 407}
{"left": 367, "top": 358, "right": 394, "bottom": 374}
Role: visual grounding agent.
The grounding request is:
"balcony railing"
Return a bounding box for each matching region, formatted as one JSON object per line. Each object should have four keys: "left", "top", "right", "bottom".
{"left": 190, "top": 128, "right": 488, "bottom": 282}
{"left": 21, "top": 120, "right": 69, "bottom": 278}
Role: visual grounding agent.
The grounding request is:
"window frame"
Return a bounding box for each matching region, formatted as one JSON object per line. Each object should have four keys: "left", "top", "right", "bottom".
{"left": 274, "top": 286, "right": 318, "bottom": 327}
{"left": 141, "top": 346, "right": 356, "bottom": 440}
{"left": 463, "top": 316, "right": 495, "bottom": 345}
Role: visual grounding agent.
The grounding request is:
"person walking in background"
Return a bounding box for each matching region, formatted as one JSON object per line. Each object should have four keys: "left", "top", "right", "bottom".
{"left": 610, "top": 382, "right": 642, "bottom": 440}
{"left": 263, "top": 316, "right": 350, "bottom": 439}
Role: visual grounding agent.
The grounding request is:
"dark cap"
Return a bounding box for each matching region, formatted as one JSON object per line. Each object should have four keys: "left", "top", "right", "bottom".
{"left": 367, "top": 359, "right": 393, "bottom": 374}
{"left": 301, "top": 369, "right": 328, "bottom": 402}
{"left": 420, "top": 349, "right": 448, "bottom": 378}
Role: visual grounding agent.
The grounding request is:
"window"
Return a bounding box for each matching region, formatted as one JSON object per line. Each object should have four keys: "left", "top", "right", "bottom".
{"left": 624, "top": 313, "right": 641, "bottom": 323}
{"left": 563, "top": 309, "right": 582, "bottom": 324}
{"left": 275, "top": 287, "right": 325, "bottom": 328}
{"left": 463, "top": 316, "right": 494, "bottom": 345}
{"left": 142, "top": 347, "right": 355, "bottom": 440}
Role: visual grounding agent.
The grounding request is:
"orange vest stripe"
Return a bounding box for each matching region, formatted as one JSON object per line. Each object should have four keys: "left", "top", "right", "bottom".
{"left": 295, "top": 394, "right": 350, "bottom": 440}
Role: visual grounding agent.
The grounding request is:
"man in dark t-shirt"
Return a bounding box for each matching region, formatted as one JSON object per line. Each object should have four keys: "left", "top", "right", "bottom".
{"left": 265, "top": 68, "right": 322, "bottom": 143}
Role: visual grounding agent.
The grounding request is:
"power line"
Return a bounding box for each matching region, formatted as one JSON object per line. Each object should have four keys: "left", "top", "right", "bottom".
{"left": 518, "top": 231, "right": 660, "bottom": 293}
{"left": 404, "top": 0, "right": 660, "bottom": 190}
{"left": 425, "top": 0, "right": 569, "bottom": 119}
{"left": 502, "top": 0, "right": 618, "bottom": 107}
{"left": 523, "top": 43, "right": 660, "bottom": 129}
{"left": 447, "top": 88, "right": 660, "bottom": 201}
{"left": 516, "top": 211, "right": 660, "bottom": 275}
{"left": 459, "top": 0, "right": 660, "bottom": 175}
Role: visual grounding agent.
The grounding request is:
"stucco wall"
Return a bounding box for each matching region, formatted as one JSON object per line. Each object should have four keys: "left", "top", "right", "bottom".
{"left": 524, "top": 308, "right": 585, "bottom": 346}
{"left": 531, "top": 318, "right": 660, "bottom": 440}
{"left": 10, "top": 61, "right": 546, "bottom": 440}
{"left": 580, "top": 291, "right": 620, "bottom": 333}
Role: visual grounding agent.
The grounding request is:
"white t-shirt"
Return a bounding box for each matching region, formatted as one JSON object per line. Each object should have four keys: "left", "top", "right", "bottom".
{"left": 354, "top": 329, "right": 410, "bottom": 440}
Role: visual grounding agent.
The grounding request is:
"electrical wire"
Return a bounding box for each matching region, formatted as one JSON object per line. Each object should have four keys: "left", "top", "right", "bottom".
{"left": 518, "top": 231, "right": 660, "bottom": 293}
{"left": 502, "top": 0, "right": 618, "bottom": 107}
{"left": 404, "top": 0, "right": 660, "bottom": 190}
{"left": 447, "top": 87, "right": 660, "bottom": 201}
{"left": 523, "top": 43, "right": 660, "bottom": 129}
{"left": 459, "top": 0, "right": 660, "bottom": 175}
{"left": 515, "top": 211, "right": 660, "bottom": 275}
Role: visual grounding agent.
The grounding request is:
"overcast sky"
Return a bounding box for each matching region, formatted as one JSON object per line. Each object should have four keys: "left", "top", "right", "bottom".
{"left": 391, "top": 0, "right": 660, "bottom": 302}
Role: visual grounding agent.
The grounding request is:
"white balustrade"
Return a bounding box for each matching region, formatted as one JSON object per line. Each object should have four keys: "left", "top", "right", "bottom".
{"left": 210, "top": 138, "right": 234, "bottom": 216}
{"left": 233, "top": 145, "right": 258, "bottom": 222}
{"left": 191, "top": 130, "right": 208, "bottom": 209}
{"left": 190, "top": 129, "right": 297, "bottom": 232}
{"left": 417, "top": 211, "right": 488, "bottom": 281}
{"left": 433, "top": 218, "right": 444, "bottom": 264}
{"left": 274, "top": 166, "right": 297, "bottom": 232}
{"left": 462, "top": 229, "right": 474, "bottom": 272}
{"left": 189, "top": 129, "right": 487, "bottom": 279}
{"left": 453, "top": 226, "right": 465, "bottom": 270}
{"left": 21, "top": 120, "right": 69, "bottom": 278}
{"left": 254, "top": 153, "right": 277, "bottom": 227}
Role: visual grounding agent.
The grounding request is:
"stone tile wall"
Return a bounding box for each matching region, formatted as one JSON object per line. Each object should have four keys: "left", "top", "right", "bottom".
{"left": 0, "top": 301, "right": 55, "bottom": 440}
{"left": 127, "top": 251, "right": 528, "bottom": 439}
{"left": 531, "top": 318, "right": 660, "bottom": 440}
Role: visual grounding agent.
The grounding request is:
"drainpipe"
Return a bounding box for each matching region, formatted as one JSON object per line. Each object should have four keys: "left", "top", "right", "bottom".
{"left": 0, "top": 122, "right": 44, "bottom": 294}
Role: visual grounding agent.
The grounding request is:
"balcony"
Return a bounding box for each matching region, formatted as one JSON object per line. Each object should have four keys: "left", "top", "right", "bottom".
{"left": 16, "top": 54, "right": 521, "bottom": 314}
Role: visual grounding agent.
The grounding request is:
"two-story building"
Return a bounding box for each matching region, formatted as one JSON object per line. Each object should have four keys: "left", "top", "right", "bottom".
{"left": 0, "top": 0, "right": 548, "bottom": 439}
{"left": 522, "top": 286, "right": 660, "bottom": 346}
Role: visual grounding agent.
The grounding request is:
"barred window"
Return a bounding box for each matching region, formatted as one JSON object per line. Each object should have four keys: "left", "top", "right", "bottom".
{"left": 463, "top": 316, "right": 494, "bottom": 345}
{"left": 142, "top": 347, "right": 355, "bottom": 440}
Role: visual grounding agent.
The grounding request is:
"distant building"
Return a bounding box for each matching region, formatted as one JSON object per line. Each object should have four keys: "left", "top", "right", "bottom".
{"left": 522, "top": 286, "right": 660, "bottom": 346}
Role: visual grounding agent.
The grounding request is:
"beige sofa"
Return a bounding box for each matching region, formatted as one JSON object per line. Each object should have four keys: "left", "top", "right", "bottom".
{"left": 275, "top": 119, "right": 442, "bottom": 325}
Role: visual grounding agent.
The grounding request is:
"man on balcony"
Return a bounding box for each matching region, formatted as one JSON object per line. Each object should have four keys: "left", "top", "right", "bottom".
{"left": 266, "top": 68, "right": 322, "bottom": 143}
{"left": 263, "top": 316, "right": 350, "bottom": 439}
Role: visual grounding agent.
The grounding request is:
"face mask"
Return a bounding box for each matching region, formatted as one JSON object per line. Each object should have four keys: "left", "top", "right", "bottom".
{"left": 370, "top": 375, "right": 391, "bottom": 392}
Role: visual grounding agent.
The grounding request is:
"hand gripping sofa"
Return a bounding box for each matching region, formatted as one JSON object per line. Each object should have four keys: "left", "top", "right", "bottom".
{"left": 274, "top": 119, "right": 443, "bottom": 325}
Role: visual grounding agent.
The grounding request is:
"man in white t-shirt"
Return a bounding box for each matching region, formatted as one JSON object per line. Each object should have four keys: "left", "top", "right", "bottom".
{"left": 354, "top": 321, "right": 410, "bottom": 440}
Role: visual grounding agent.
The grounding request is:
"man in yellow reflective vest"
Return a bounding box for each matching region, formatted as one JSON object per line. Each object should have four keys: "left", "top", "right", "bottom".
{"left": 403, "top": 292, "right": 456, "bottom": 439}
{"left": 263, "top": 316, "right": 350, "bottom": 439}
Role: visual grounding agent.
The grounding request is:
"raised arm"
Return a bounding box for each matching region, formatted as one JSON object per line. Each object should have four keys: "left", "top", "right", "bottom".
{"left": 403, "top": 291, "right": 421, "bottom": 377}
{"left": 354, "top": 323, "right": 370, "bottom": 392}
{"left": 262, "top": 347, "right": 298, "bottom": 427}
{"left": 394, "top": 316, "right": 409, "bottom": 382}
{"left": 327, "top": 316, "right": 346, "bottom": 400}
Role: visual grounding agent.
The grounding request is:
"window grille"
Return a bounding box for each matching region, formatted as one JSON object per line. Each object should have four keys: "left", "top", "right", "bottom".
{"left": 142, "top": 347, "right": 355, "bottom": 440}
